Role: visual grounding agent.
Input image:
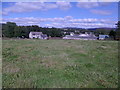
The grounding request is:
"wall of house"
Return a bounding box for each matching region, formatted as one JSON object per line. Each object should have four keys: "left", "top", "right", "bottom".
{"left": 29, "top": 33, "right": 42, "bottom": 39}
{"left": 29, "top": 33, "right": 33, "bottom": 39}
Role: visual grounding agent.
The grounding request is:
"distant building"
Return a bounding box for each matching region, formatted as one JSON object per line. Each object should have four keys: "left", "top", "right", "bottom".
{"left": 99, "top": 35, "right": 109, "bottom": 40}
{"left": 63, "top": 32, "right": 97, "bottom": 40}
{"left": 70, "top": 32, "right": 74, "bottom": 36}
{"left": 29, "top": 32, "right": 48, "bottom": 39}
{"left": 63, "top": 32, "right": 67, "bottom": 34}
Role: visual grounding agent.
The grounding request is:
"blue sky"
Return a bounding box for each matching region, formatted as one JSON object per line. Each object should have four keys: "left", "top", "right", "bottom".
{"left": 2, "top": 2, "right": 118, "bottom": 28}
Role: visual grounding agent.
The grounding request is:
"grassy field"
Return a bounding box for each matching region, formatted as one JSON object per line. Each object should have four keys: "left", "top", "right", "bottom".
{"left": 2, "top": 39, "right": 118, "bottom": 88}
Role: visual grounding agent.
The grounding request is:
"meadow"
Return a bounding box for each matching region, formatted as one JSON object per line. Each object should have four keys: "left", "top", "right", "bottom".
{"left": 2, "top": 39, "right": 118, "bottom": 88}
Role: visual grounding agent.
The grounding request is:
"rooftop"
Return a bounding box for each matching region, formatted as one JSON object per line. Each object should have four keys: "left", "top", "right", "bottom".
{"left": 30, "top": 32, "right": 43, "bottom": 35}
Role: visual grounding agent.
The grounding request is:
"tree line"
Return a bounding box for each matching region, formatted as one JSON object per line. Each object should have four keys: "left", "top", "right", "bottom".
{"left": 1, "top": 21, "right": 119, "bottom": 40}
{"left": 2, "top": 22, "right": 62, "bottom": 38}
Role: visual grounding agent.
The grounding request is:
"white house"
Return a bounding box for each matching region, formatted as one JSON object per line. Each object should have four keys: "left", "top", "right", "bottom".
{"left": 29, "top": 32, "right": 48, "bottom": 39}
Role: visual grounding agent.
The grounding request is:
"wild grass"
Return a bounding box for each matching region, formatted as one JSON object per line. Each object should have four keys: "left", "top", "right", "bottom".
{"left": 2, "top": 39, "right": 118, "bottom": 88}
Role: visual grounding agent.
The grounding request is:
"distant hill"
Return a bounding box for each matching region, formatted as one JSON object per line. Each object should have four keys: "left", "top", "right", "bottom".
{"left": 62, "top": 27, "right": 116, "bottom": 31}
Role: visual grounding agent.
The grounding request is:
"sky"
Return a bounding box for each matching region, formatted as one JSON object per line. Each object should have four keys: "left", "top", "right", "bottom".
{"left": 1, "top": 1, "right": 118, "bottom": 28}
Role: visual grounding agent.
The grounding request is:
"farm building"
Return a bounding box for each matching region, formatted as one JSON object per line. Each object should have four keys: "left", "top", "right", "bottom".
{"left": 29, "top": 32, "right": 48, "bottom": 39}
{"left": 63, "top": 32, "right": 97, "bottom": 40}
{"left": 99, "top": 35, "right": 109, "bottom": 40}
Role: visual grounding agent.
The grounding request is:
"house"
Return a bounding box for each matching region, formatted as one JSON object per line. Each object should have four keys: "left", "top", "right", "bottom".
{"left": 63, "top": 32, "right": 97, "bottom": 40}
{"left": 29, "top": 32, "right": 48, "bottom": 39}
{"left": 99, "top": 35, "right": 109, "bottom": 40}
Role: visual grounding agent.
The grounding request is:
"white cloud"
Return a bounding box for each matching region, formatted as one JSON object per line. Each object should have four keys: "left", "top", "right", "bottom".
{"left": 3, "top": 2, "right": 45, "bottom": 15}
{"left": 45, "top": 22, "right": 116, "bottom": 28}
{"left": 98, "top": 2, "right": 111, "bottom": 6}
{"left": 2, "top": 16, "right": 116, "bottom": 28}
{"left": 77, "top": 2, "right": 99, "bottom": 9}
{"left": 65, "top": 16, "right": 73, "bottom": 20}
{"left": 3, "top": 2, "right": 72, "bottom": 15}
{"left": 90, "top": 9, "right": 112, "bottom": 15}
{"left": 56, "top": 1, "right": 72, "bottom": 10}
{"left": 76, "top": 2, "right": 111, "bottom": 9}
{"left": 2, "top": 2, "right": 112, "bottom": 16}
{"left": 2, "top": 16, "right": 112, "bottom": 24}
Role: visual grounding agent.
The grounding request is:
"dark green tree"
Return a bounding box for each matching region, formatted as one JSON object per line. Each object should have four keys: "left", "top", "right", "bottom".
{"left": 3, "top": 22, "right": 17, "bottom": 37}
{"left": 115, "top": 21, "right": 120, "bottom": 40}
{"left": 109, "top": 30, "right": 116, "bottom": 40}
{"left": 14, "top": 26, "right": 22, "bottom": 37}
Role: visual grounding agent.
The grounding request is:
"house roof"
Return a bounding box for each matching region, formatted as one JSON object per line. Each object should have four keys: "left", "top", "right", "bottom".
{"left": 41, "top": 34, "right": 47, "bottom": 38}
{"left": 30, "top": 32, "right": 43, "bottom": 35}
{"left": 64, "top": 34, "right": 97, "bottom": 39}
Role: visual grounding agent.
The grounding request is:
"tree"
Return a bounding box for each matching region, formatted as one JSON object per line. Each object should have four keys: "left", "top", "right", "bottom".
{"left": 109, "top": 30, "right": 116, "bottom": 40}
{"left": 50, "top": 28, "right": 62, "bottom": 37}
{"left": 2, "top": 23, "right": 6, "bottom": 37}
{"left": 95, "top": 28, "right": 111, "bottom": 35}
{"left": 14, "top": 26, "right": 21, "bottom": 37}
{"left": 2, "top": 22, "right": 63, "bottom": 38}
{"left": 115, "top": 21, "right": 120, "bottom": 40}
{"left": 3, "top": 22, "right": 17, "bottom": 37}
